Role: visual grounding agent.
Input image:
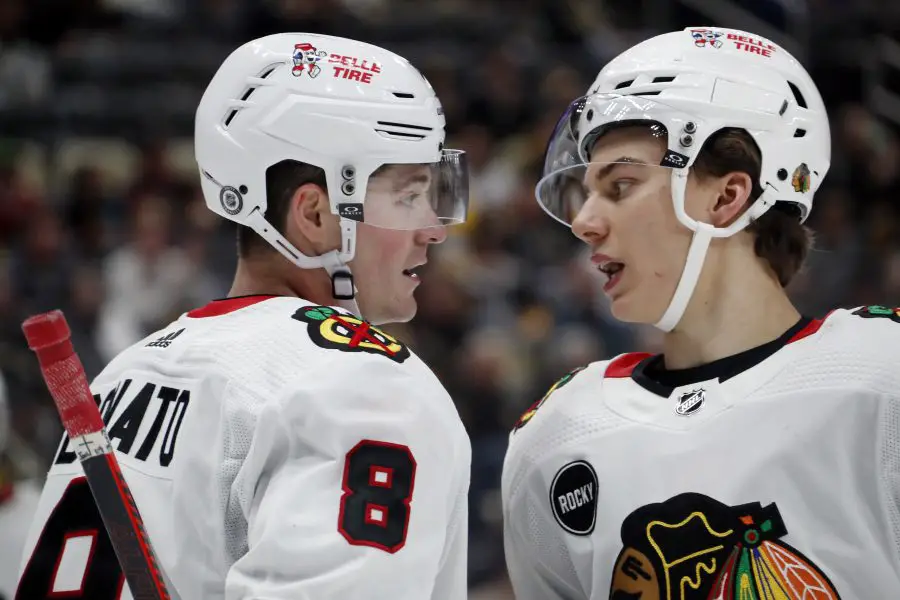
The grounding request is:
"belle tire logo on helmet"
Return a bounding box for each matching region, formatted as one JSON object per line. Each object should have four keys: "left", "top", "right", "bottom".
{"left": 689, "top": 29, "right": 777, "bottom": 58}
{"left": 726, "top": 32, "right": 777, "bottom": 58}
{"left": 550, "top": 460, "right": 598, "bottom": 536}
{"left": 219, "top": 186, "right": 243, "bottom": 216}
{"left": 290, "top": 41, "right": 382, "bottom": 85}
{"left": 293, "top": 43, "right": 327, "bottom": 78}
{"left": 328, "top": 53, "right": 381, "bottom": 84}
{"left": 691, "top": 29, "right": 723, "bottom": 49}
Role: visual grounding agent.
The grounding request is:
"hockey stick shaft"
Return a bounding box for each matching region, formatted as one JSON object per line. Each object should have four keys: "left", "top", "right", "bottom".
{"left": 22, "top": 310, "right": 175, "bottom": 600}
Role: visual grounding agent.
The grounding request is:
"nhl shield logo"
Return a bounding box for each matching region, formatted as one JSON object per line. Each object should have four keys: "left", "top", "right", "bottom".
{"left": 675, "top": 388, "right": 705, "bottom": 416}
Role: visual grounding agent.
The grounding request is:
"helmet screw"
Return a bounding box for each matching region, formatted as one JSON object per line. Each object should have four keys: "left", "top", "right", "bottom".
{"left": 679, "top": 133, "right": 694, "bottom": 147}
{"left": 683, "top": 121, "right": 697, "bottom": 134}
{"left": 341, "top": 181, "right": 355, "bottom": 195}
{"left": 341, "top": 165, "right": 355, "bottom": 180}
{"left": 777, "top": 168, "right": 788, "bottom": 181}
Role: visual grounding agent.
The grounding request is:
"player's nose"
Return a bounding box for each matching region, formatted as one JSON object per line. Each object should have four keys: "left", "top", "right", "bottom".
{"left": 416, "top": 223, "right": 447, "bottom": 245}
{"left": 571, "top": 196, "right": 610, "bottom": 245}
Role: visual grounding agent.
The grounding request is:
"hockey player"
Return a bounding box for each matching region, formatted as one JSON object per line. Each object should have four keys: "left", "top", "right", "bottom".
{"left": 502, "top": 26, "right": 900, "bottom": 599}
{"left": 16, "top": 34, "right": 471, "bottom": 599}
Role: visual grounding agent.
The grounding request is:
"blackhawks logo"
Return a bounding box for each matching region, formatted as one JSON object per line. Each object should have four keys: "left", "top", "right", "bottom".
{"left": 791, "top": 163, "right": 811, "bottom": 194}
{"left": 513, "top": 366, "right": 586, "bottom": 431}
{"left": 292, "top": 306, "right": 410, "bottom": 363}
{"left": 851, "top": 305, "right": 900, "bottom": 324}
{"left": 610, "top": 492, "right": 841, "bottom": 600}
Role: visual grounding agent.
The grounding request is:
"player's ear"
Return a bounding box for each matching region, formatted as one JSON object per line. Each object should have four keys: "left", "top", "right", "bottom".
{"left": 286, "top": 183, "right": 341, "bottom": 252}
{"left": 709, "top": 170, "right": 753, "bottom": 228}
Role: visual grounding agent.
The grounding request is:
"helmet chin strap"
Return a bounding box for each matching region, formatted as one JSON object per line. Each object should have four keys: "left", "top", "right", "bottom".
{"left": 653, "top": 170, "right": 705, "bottom": 332}
{"left": 653, "top": 169, "right": 772, "bottom": 333}
{"left": 654, "top": 228, "right": 712, "bottom": 333}
{"left": 245, "top": 208, "right": 363, "bottom": 317}
{"left": 325, "top": 218, "right": 363, "bottom": 317}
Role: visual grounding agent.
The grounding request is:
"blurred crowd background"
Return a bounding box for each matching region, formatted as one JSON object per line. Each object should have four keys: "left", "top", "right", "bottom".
{"left": 2, "top": 0, "right": 900, "bottom": 596}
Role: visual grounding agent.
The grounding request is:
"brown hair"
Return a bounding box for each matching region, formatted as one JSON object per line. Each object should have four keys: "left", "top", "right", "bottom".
{"left": 691, "top": 128, "right": 811, "bottom": 287}
{"left": 237, "top": 162, "right": 398, "bottom": 258}
{"left": 237, "top": 160, "right": 327, "bottom": 258}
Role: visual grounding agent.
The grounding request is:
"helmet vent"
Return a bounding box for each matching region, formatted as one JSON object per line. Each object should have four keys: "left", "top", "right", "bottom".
{"left": 392, "top": 92, "right": 416, "bottom": 99}
{"left": 259, "top": 66, "right": 278, "bottom": 79}
{"left": 224, "top": 109, "right": 240, "bottom": 127}
{"left": 375, "top": 120, "right": 432, "bottom": 141}
{"left": 794, "top": 128, "right": 807, "bottom": 138}
{"left": 375, "top": 129, "right": 427, "bottom": 141}
{"left": 615, "top": 79, "right": 635, "bottom": 90}
{"left": 223, "top": 64, "right": 282, "bottom": 128}
{"left": 376, "top": 120, "right": 433, "bottom": 131}
{"left": 787, "top": 81, "right": 807, "bottom": 109}
{"left": 652, "top": 76, "right": 676, "bottom": 83}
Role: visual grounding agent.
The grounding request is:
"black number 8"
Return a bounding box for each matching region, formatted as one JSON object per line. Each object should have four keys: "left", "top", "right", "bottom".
{"left": 16, "top": 477, "right": 124, "bottom": 599}
{"left": 338, "top": 440, "right": 417, "bottom": 553}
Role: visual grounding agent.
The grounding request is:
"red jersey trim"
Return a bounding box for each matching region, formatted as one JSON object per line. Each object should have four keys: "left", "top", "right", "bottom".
{"left": 0, "top": 482, "right": 13, "bottom": 505}
{"left": 606, "top": 352, "right": 653, "bottom": 378}
{"left": 787, "top": 311, "right": 832, "bottom": 344}
{"left": 186, "top": 295, "right": 279, "bottom": 318}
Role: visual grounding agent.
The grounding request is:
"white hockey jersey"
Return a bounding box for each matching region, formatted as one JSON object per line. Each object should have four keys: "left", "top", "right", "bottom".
{"left": 16, "top": 295, "right": 471, "bottom": 600}
{"left": 502, "top": 307, "right": 900, "bottom": 599}
{"left": 0, "top": 479, "right": 40, "bottom": 599}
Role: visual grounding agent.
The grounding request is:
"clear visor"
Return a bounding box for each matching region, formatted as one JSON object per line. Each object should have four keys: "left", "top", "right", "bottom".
{"left": 354, "top": 149, "right": 469, "bottom": 230}
{"left": 538, "top": 92, "right": 704, "bottom": 226}
{"left": 541, "top": 93, "right": 702, "bottom": 177}
{"left": 536, "top": 161, "right": 676, "bottom": 226}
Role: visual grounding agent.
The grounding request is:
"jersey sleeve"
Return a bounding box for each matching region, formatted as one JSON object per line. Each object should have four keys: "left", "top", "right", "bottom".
{"left": 502, "top": 431, "right": 587, "bottom": 600}
{"left": 881, "top": 384, "right": 900, "bottom": 568}
{"left": 224, "top": 357, "right": 470, "bottom": 600}
{"left": 851, "top": 307, "right": 900, "bottom": 567}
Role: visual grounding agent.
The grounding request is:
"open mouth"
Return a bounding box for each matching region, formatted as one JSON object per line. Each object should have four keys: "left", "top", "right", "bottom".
{"left": 598, "top": 261, "right": 624, "bottom": 292}
{"left": 402, "top": 268, "right": 420, "bottom": 281}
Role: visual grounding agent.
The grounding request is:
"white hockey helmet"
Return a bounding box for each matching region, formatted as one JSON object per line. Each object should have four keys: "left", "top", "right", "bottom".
{"left": 537, "top": 27, "right": 830, "bottom": 331}
{"left": 195, "top": 33, "right": 468, "bottom": 310}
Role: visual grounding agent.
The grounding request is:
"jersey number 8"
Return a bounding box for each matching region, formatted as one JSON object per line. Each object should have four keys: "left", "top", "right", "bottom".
{"left": 338, "top": 440, "right": 417, "bottom": 553}
{"left": 16, "top": 439, "right": 417, "bottom": 598}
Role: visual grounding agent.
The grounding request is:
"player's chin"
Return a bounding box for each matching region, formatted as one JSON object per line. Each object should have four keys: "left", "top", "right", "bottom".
{"left": 608, "top": 296, "right": 635, "bottom": 323}
{"left": 608, "top": 288, "right": 655, "bottom": 325}
{"left": 369, "top": 293, "right": 417, "bottom": 325}
{"left": 392, "top": 294, "right": 418, "bottom": 323}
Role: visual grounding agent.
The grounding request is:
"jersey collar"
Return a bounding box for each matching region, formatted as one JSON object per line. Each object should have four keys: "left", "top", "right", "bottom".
{"left": 609, "top": 314, "right": 828, "bottom": 398}
{"left": 186, "top": 295, "right": 281, "bottom": 318}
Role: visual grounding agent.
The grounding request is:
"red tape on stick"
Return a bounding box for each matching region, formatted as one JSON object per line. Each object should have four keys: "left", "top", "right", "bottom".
{"left": 22, "top": 310, "right": 104, "bottom": 438}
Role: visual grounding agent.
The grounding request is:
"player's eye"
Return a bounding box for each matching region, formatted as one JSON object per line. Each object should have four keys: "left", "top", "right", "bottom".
{"left": 398, "top": 192, "right": 421, "bottom": 207}
{"left": 608, "top": 179, "right": 633, "bottom": 200}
